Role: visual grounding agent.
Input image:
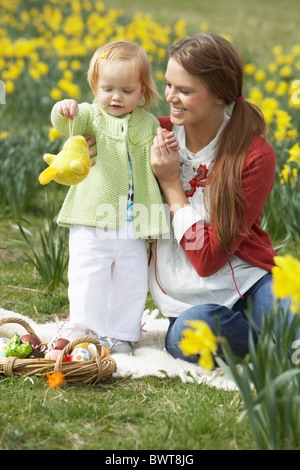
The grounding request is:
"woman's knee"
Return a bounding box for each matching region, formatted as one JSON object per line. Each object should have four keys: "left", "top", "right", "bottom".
{"left": 165, "top": 304, "right": 226, "bottom": 362}
{"left": 165, "top": 303, "right": 252, "bottom": 361}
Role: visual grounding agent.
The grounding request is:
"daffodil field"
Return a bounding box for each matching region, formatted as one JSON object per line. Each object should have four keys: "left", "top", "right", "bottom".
{"left": 1, "top": 0, "right": 300, "bottom": 451}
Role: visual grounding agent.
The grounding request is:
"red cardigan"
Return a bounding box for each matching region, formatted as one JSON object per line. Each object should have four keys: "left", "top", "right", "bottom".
{"left": 157, "top": 117, "right": 277, "bottom": 277}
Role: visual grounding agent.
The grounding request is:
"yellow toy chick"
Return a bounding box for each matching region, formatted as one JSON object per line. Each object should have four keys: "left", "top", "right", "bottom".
{"left": 39, "top": 135, "right": 91, "bottom": 186}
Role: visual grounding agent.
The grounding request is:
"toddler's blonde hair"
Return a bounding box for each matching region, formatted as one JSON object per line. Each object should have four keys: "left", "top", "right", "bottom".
{"left": 87, "top": 41, "right": 159, "bottom": 109}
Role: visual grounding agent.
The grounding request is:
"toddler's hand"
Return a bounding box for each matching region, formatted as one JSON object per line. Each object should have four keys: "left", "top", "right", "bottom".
{"left": 57, "top": 99, "right": 79, "bottom": 120}
{"left": 161, "top": 128, "right": 180, "bottom": 151}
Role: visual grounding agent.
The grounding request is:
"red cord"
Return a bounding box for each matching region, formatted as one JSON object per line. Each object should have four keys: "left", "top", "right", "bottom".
{"left": 154, "top": 240, "right": 167, "bottom": 295}
{"left": 229, "top": 259, "right": 244, "bottom": 299}
{"left": 153, "top": 240, "right": 243, "bottom": 300}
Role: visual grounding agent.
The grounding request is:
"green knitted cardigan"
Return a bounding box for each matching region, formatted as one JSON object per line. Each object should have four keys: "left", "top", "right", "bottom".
{"left": 51, "top": 103, "right": 169, "bottom": 238}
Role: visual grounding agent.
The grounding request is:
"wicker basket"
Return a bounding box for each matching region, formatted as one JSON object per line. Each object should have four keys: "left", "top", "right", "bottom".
{"left": 0, "top": 317, "right": 117, "bottom": 384}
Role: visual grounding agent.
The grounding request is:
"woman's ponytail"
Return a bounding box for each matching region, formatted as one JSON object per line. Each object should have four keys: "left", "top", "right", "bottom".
{"left": 208, "top": 98, "right": 267, "bottom": 253}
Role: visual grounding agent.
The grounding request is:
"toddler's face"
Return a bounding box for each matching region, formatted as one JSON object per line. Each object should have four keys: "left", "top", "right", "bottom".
{"left": 97, "top": 61, "right": 145, "bottom": 116}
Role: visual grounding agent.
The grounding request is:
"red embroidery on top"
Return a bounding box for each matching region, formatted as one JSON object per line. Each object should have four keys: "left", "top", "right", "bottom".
{"left": 185, "top": 164, "right": 208, "bottom": 198}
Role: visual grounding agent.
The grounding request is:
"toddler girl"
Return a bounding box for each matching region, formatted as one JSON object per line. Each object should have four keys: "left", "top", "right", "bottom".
{"left": 51, "top": 41, "right": 174, "bottom": 354}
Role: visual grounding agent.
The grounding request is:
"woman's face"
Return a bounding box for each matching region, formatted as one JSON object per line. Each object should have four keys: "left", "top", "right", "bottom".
{"left": 165, "top": 58, "right": 225, "bottom": 128}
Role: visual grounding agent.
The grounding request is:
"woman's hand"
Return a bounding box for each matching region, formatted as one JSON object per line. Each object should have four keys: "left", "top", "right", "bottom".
{"left": 57, "top": 99, "right": 79, "bottom": 120}
{"left": 151, "top": 127, "right": 189, "bottom": 217}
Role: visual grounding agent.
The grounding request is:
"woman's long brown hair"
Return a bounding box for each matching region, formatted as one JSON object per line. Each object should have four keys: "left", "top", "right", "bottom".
{"left": 168, "top": 33, "right": 267, "bottom": 253}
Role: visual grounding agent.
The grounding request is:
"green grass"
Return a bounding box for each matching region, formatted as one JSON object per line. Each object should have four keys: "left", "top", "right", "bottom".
{"left": 0, "top": 375, "right": 254, "bottom": 450}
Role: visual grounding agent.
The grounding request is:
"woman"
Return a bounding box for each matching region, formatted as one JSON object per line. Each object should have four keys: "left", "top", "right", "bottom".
{"left": 149, "top": 32, "right": 285, "bottom": 362}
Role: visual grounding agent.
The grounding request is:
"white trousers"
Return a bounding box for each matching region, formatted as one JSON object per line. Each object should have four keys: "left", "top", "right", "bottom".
{"left": 67, "top": 223, "right": 148, "bottom": 341}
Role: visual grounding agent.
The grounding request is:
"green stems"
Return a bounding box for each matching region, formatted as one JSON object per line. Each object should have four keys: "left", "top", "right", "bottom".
{"left": 217, "top": 301, "right": 300, "bottom": 450}
{"left": 15, "top": 195, "right": 69, "bottom": 293}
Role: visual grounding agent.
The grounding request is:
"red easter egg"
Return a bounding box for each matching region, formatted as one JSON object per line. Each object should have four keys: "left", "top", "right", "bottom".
{"left": 54, "top": 338, "right": 70, "bottom": 350}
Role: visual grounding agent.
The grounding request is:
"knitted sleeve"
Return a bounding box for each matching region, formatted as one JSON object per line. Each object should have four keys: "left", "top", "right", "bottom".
{"left": 51, "top": 102, "right": 95, "bottom": 137}
{"left": 179, "top": 136, "right": 277, "bottom": 276}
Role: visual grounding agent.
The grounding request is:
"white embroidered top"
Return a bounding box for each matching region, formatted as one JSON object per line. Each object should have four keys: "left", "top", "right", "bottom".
{"left": 148, "top": 115, "right": 268, "bottom": 317}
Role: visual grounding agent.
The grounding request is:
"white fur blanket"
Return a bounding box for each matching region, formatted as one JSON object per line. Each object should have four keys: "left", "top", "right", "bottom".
{"left": 0, "top": 308, "right": 237, "bottom": 391}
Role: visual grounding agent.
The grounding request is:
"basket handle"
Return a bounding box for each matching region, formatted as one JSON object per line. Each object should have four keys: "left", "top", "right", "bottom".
{"left": 53, "top": 336, "right": 104, "bottom": 374}
{"left": 0, "top": 317, "right": 41, "bottom": 342}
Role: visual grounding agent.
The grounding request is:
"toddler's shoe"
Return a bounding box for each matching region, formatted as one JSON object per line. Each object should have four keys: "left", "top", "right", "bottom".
{"left": 85, "top": 329, "right": 110, "bottom": 350}
{"left": 109, "top": 338, "right": 134, "bottom": 355}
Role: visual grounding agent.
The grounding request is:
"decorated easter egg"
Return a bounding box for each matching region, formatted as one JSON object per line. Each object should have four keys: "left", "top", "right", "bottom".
{"left": 20, "top": 334, "right": 40, "bottom": 349}
{"left": 0, "top": 338, "right": 9, "bottom": 357}
{"left": 75, "top": 342, "right": 89, "bottom": 350}
{"left": 54, "top": 338, "right": 69, "bottom": 350}
{"left": 45, "top": 349, "right": 62, "bottom": 361}
{"left": 87, "top": 343, "right": 96, "bottom": 358}
{"left": 20, "top": 334, "right": 45, "bottom": 357}
{"left": 0, "top": 337, "right": 10, "bottom": 351}
{"left": 70, "top": 347, "right": 90, "bottom": 362}
{"left": 87, "top": 343, "right": 109, "bottom": 358}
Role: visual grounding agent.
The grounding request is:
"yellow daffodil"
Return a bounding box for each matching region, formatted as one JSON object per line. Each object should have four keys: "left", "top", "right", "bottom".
{"left": 276, "top": 109, "right": 292, "bottom": 130}
{"left": 279, "top": 65, "right": 293, "bottom": 78}
{"left": 95, "top": 1, "right": 105, "bottom": 12}
{"left": 272, "top": 45, "right": 283, "bottom": 56}
{"left": 287, "top": 143, "right": 300, "bottom": 165}
{"left": 272, "top": 255, "right": 300, "bottom": 314}
{"left": 0, "top": 131, "right": 8, "bottom": 139}
{"left": 71, "top": 60, "right": 81, "bottom": 70}
{"left": 220, "top": 34, "right": 232, "bottom": 43}
{"left": 255, "top": 70, "right": 266, "bottom": 82}
{"left": 245, "top": 64, "right": 255, "bottom": 75}
{"left": 63, "top": 70, "right": 73, "bottom": 81}
{"left": 292, "top": 45, "right": 300, "bottom": 56}
{"left": 48, "top": 127, "right": 62, "bottom": 142}
{"left": 200, "top": 22, "right": 209, "bottom": 32}
{"left": 284, "top": 54, "right": 294, "bottom": 64}
{"left": 261, "top": 97, "right": 279, "bottom": 123}
{"left": 57, "top": 79, "right": 81, "bottom": 99}
{"left": 179, "top": 320, "right": 218, "bottom": 370}
{"left": 247, "top": 86, "right": 263, "bottom": 106}
{"left": 155, "top": 70, "right": 165, "bottom": 81}
{"left": 279, "top": 164, "right": 298, "bottom": 185}
{"left": 29, "top": 67, "right": 41, "bottom": 80}
{"left": 5, "top": 80, "right": 14, "bottom": 93}
{"left": 287, "top": 129, "right": 298, "bottom": 139}
{"left": 265, "top": 80, "right": 277, "bottom": 93}
{"left": 274, "top": 128, "right": 287, "bottom": 142}
{"left": 276, "top": 81, "right": 289, "bottom": 96}
{"left": 174, "top": 19, "right": 187, "bottom": 39}
{"left": 50, "top": 88, "right": 62, "bottom": 100}
{"left": 58, "top": 60, "right": 68, "bottom": 70}
{"left": 268, "top": 62, "right": 278, "bottom": 73}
